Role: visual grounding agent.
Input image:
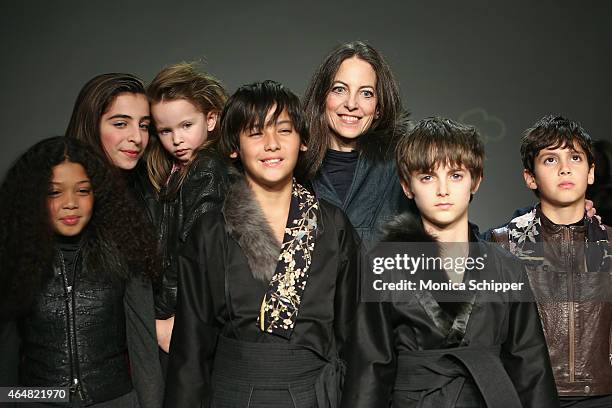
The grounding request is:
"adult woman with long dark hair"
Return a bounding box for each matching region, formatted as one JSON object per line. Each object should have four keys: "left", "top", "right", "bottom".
{"left": 303, "top": 41, "right": 412, "bottom": 247}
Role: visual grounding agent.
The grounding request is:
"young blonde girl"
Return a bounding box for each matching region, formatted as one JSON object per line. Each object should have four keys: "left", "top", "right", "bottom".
{"left": 145, "top": 63, "right": 229, "bottom": 352}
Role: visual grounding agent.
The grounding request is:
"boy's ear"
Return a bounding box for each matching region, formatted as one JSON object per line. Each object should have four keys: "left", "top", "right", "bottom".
{"left": 523, "top": 169, "right": 538, "bottom": 190}
{"left": 471, "top": 175, "right": 483, "bottom": 194}
{"left": 229, "top": 151, "right": 238, "bottom": 159}
{"left": 206, "top": 111, "right": 219, "bottom": 132}
{"left": 587, "top": 164, "right": 595, "bottom": 185}
{"left": 400, "top": 179, "right": 414, "bottom": 199}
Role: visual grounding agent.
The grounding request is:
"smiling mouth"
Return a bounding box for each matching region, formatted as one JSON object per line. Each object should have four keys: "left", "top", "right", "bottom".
{"left": 338, "top": 114, "right": 361, "bottom": 124}
{"left": 261, "top": 158, "right": 283, "bottom": 167}
{"left": 121, "top": 150, "right": 140, "bottom": 158}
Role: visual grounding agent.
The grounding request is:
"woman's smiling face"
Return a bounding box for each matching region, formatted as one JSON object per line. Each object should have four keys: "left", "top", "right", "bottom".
{"left": 325, "top": 56, "right": 378, "bottom": 148}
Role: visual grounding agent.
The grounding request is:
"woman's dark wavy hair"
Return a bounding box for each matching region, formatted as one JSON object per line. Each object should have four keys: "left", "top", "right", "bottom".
{"left": 65, "top": 73, "right": 147, "bottom": 166}
{"left": 0, "top": 137, "right": 159, "bottom": 318}
{"left": 218, "top": 80, "right": 309, "bottom": 181}
{"left": 302, "top": 41, "right": 405, "bottom": 177}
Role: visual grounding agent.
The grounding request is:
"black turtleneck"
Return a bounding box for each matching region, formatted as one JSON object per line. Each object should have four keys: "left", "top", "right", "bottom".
{"left": 55, "top": 234, "right": 83, "bottom": 284}
{"left": 322, "top": 149, "right": 359, "bottom": 203}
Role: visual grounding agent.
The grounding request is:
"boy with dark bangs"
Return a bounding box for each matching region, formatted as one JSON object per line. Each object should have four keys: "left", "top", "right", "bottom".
{"left": 341, "top": 117, "right": 558, "bottom": 407}
{"left": 165, "top": 81, "right": 361, "bottom": 408}
{"left": 492, "top": 115, "right": 612, "bottom": 408}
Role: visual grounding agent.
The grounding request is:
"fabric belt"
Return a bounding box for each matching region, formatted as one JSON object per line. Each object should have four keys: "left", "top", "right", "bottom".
{"left": 212, "top": 336, "right": 344, "bottom": 408}
{"left": 394, "top": 345, "right": 522, "bottom": 408}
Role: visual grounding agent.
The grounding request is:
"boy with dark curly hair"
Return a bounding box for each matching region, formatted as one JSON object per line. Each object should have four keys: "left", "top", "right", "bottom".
{"left": 492, "top": 115, "right": 612, "bottom": 408}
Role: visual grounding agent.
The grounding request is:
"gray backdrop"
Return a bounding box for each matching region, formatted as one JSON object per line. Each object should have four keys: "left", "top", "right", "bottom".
{"left": 1, "top": 0, "right": 610, "bottom": 229}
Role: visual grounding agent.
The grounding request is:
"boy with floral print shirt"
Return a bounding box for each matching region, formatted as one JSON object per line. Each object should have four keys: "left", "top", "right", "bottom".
{"left": 491, "top": 115, "right": 612, "bottom": 408}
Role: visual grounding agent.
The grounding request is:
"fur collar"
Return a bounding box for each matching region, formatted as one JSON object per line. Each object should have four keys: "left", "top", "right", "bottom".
{"left": 380, "top": 212, "right": 438, "bottom": 244}
{"left": 222, "top": 173, "right": 280, "bottom": 281}
{"left": 357, "top": 113, "right": 411, "bottom": 162}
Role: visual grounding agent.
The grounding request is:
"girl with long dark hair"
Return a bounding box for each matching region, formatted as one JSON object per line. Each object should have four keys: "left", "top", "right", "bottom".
{"left": 65, "top": 73, "right": 157, "bottom": 221}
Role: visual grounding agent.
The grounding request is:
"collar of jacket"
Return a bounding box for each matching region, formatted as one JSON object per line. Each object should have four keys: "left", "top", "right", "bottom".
{"left": 537, "top": 206, "right": 587, "bottom": 235}
{"left": 381, "top": 212, "right": 482, "bottom": 244}
{"left": 222, "top": 172, "right": 279, "bottom": 282}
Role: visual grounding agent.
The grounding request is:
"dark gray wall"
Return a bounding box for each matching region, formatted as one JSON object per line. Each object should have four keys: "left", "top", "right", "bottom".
{"left": 1, "top": 0, "right": 610, "bottom": 229}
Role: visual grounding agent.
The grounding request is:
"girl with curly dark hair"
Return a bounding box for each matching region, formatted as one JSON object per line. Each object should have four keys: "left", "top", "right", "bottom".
{"left": 0, "top": 137, "right": 163, "bottom": 407}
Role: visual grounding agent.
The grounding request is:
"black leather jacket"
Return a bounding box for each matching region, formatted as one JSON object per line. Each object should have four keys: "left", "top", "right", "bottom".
{"left": 20, "top": 244, "right": 131, "bottom": 405}
{"left": 129, "top": 161, "right": 161, "bottom": 226}
{"left": 154, "top": 149, "right": 230, "bottom": 319}
{"left": 1, "top": 237, "right": 163, "bottom": 408}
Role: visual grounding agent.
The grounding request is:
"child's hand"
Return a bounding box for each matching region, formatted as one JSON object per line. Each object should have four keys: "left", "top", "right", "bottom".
{"left": 585, "top": 200, "right": 602, "bottom": 223}
{"left": 155, "top": 316, "right": 175, "bottom": 353}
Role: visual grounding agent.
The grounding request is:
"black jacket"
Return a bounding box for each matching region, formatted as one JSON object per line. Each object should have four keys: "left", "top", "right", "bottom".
{"left": 153, "top": 149, "right": 230, "bottom": 319}
{"left": 128, "top": 160, "right": 161, "bottom": 227}
{"left": 341, "top": 214, "right": 559, "bottom": 408}
{"left": 164, "top": 176, "right": 362, "bottom": 408}
{"left": 0, "top": 238, "right": 163, "bottom": 408}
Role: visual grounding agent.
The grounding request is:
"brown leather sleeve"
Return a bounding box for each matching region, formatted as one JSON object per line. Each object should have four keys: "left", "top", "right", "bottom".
{"left": 490, "top": 227, "right": 511, "bottom": 251}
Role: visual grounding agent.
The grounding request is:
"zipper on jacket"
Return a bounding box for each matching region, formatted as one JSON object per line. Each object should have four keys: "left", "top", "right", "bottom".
{"left": 609, "top": 326, "right": 612, "bottom": 366}
{"left": 566, "top": 228, "right": 576, "bottom": 383}
{"left": 59, "top": 249, "right": 85, "bottom": 402}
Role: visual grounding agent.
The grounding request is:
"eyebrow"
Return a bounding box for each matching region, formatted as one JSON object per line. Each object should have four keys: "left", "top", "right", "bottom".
{"left": 107, "top": 114, "right": 151, "bottom": 121}
{"left": 540, "top": 149, "right": 584, "bottom": 155}
{"left": 332, "top": 80, "right": 375, "bottom": 90}
{"left": 275, "top": 120, "right": 293, "bottom": 126}
{"left": 107, "top": 114, "right": 132, "bottom": 120}
{"left": 50, "top": 179, "right": 91, "bottom": 185}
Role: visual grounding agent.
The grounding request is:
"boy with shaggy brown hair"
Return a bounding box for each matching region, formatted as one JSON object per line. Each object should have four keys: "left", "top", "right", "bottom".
{"left": 342, "top": 117, "right": 557, "bottom": 408}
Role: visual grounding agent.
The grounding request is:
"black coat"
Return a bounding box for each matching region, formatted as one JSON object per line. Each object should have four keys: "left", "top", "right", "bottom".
{"left": 153, "top": 149, "right": 230, "bottom": 319}
{"left": 341, "top": 214, "right": 559, "bottom": 408}
{"left": 164, "top": 178, "right": 362, "bottom": 408}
